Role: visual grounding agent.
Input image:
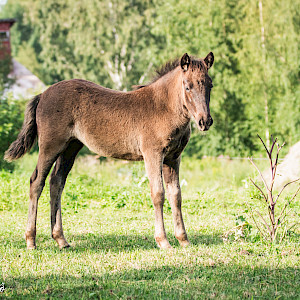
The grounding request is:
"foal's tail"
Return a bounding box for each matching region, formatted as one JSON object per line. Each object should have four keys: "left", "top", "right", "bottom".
{"left": 4, "top": 94, "right": 41, "bottom": 162}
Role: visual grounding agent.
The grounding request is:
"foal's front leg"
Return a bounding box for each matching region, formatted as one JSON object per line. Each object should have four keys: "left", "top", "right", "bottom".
{"left": 143, "top": 152, "right": 172, "bottom": 249}
{"left": 163, "top": 158, "right": 190, "bottom": 247}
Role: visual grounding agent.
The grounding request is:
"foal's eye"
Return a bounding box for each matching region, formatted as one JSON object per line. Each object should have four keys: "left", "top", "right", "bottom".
{"left": 185, "top": 86, "right": 190, "bottom": 92}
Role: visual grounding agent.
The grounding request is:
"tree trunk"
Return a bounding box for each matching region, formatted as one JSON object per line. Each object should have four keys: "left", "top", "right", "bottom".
{"left": 258, "top": 0, "right": 270, "bottom": 149}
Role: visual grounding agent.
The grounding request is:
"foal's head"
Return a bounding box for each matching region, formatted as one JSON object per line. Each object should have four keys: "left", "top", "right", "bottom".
{"left": 180, "top": 52, "right": 214, "bottom": 131}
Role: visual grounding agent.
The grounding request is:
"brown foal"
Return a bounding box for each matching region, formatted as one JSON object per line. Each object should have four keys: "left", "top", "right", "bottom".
{"left": 5, "top": 52, "right": 214, "bottom": 249}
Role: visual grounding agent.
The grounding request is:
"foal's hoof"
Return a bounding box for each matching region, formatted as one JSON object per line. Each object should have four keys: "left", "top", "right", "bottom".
{"left": 178, "top": 239, "right": 191, "bottom": 247}
{"left": 54, "top": 235, "right": 70, "bottom": 250}
{"left": 155, "top": 237, "right": 173, "bottom": 250}
{"left": 59, "top": 242, "right": 71, "bottom": 250}
{"left": 27, "top": 244, "right": 37, "bottom": 250}
{"left": 26, "top": 238, "right": 37, "bottom": 250}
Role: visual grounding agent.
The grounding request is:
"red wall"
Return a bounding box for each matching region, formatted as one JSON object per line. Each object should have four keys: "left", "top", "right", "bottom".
{"left": 0, "top": 21, "right": 14, "bottom": 60}
{"left": 0, "top": 23, "right": 11, "bottom": 31}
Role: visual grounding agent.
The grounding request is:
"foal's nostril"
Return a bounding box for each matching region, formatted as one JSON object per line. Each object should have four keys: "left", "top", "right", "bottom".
{"left": 199, "top": 119, "right": 204, "bottom": 128}
{"left": 207, "top": 116, "right": 213, "bottom": 127}
{"left": 199, "top": 117, "right": 213, "bottom": 130}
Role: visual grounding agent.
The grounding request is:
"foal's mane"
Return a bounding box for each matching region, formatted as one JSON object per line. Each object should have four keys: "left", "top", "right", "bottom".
{"left": 133, "top": 56, "right": 205, "bottom": 90}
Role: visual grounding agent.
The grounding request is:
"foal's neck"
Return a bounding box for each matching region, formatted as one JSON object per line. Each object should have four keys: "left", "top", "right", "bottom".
{"left": 151, "top": 67, "right": 190, "bottom": 126}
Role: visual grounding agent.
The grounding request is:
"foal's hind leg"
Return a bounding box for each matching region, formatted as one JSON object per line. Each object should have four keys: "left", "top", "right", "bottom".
{"left": 49, "top": 140, "right": 83, "bottom": 249}
{"left": 163, "top": 157, "right": 190, "bottom": 247}
{"left": 26, "top": 151, "right": 58, "bottom": 249}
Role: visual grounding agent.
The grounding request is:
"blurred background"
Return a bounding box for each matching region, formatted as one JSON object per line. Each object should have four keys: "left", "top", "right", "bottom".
{"left": 1, "top": 3, "right": 300, "bottom": 296}
{"left": 0, "top": 0, "right": 299, "bottom": 166}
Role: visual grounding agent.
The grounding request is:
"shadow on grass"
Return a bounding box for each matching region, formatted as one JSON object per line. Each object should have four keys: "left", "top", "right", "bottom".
{"left": 68, "top": 231, "right": 223, "bottom": 252}
{"left": 3, "top": 264, "right": 299, "bottom": 299}
{"left": 8, "top": 231, "right": 223, "bottom": 252}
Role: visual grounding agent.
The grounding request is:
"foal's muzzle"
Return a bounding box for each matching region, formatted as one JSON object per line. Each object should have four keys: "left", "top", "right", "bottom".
{"left": 198, "top": 115, "right": 213, "bottom": 131}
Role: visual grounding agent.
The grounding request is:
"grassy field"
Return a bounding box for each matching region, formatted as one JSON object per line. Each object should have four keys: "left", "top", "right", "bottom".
{"left": 0, "top": 154, "right": 299, "bottom": 299}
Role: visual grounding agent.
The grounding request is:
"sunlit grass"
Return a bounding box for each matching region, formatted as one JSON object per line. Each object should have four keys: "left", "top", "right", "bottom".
{"left": 0, "top": 154, "right": 299, "bottom": 299}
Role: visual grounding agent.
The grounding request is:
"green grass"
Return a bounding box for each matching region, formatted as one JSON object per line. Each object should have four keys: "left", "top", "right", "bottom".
{"left": 1, "top": 154, "right": 300, "bottom": 299}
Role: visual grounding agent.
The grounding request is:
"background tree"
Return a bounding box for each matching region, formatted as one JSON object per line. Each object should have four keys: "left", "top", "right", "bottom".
{"left": 0, "top": 0, "right": 298, "bottom": 158}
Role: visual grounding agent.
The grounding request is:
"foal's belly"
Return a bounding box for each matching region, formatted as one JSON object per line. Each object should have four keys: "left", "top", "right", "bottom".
{"left": 110, "top": 152, "right": 144, "bottom": 161}
{"left": 74, "top": 124, "right": 143, "bottom": 161}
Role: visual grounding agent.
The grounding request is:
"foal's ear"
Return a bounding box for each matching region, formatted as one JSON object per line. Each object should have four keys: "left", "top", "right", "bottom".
{"left": 181, "top": 53, "right": 190, "bottom": 71}
{"left": 204, "top": 52, "right": 214, "bottom": 69}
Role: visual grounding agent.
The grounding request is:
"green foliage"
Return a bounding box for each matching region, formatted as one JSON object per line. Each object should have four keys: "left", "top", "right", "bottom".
{"left": 0, "top": 97, "right": 24, "bottom": 169}
{"left": 1, "top": 0, "right": 299, "bottom": 157}
{"left": 2, "top": 0, "right": 163, "bottom": 89}
{"left": 0, "top": 55, "right": 14, "bottom": 96}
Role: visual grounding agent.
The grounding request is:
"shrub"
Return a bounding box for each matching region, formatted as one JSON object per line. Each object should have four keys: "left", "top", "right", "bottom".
{"left": 248, "top": 135, "right": 300, "bottom": 243}
{"left": 0, "top": 97, "right": 25, "bottom": 169}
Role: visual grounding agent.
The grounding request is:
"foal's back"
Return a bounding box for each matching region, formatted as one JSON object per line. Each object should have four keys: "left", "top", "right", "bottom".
{"left": 37, "top": 79, "right": 159, "bottom": 160}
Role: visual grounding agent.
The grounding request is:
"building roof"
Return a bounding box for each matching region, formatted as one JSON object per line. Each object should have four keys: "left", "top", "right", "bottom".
{"left": 0, "top": 18, "right": 16, "bottom": 26}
